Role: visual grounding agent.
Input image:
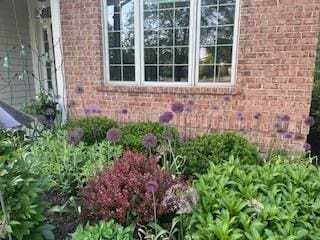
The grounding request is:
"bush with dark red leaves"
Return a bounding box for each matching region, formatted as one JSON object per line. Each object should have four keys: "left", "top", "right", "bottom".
{"left": 80, "top": 151, "right": 177, "bottom": 225}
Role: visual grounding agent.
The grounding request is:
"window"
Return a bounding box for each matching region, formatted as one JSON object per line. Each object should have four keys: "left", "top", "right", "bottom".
{"left": 103, "top": 0, "right": 240, "bottom": 86}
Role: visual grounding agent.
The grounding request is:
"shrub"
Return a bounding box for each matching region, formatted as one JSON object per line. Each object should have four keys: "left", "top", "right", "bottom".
{"left": 28, "top": 130, "right": 122, "bottom": 194}
{"left": 119, "top": 122, "right": 179, "bottom": 153}
{"left": 188, "top": 157, "right": 320, "bottom": 239}
{"left": 70, "top": 220, "right": 134, "bottom": 240}
{"left": 64, "top": 117, "right": 118, "bottom": 145}
{"left": 177, "top": 132, "right": 260, "bottom": 175}
{"left": 80, "top": 151, "right": 177, "bottom": 225}
{"left": 0, "top": 152, "right": 54, "bottom": 240}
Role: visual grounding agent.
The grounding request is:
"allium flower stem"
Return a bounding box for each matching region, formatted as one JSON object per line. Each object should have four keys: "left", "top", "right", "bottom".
{"left": 152, "top": 192, "right": 157, "bottom": 230}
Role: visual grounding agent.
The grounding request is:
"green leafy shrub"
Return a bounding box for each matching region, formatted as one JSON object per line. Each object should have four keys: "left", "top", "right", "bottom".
{"left": 188, "top": 157, "right": 320, "bottom": 239}
{"left": 177, "top": 132, "right": 260, "bottom": 175}
{"left": 71, "top": 220, "right": 134, "bottom": 240}
{"left": 64, "top": 117, "right": 118, "bottom": 145}
{"left": 119, "top": 122, "right": 180, "bottom": 153}
{"left": 28, "top": 130, "right": 122, "bottom": 193}
{"left": 0, "top": 152, "right": 54, "bottom": 240}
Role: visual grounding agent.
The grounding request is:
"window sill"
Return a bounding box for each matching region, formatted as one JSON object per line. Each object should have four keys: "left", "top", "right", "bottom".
{"left": 97, "top": 85, "right": 243, "bottom": 96}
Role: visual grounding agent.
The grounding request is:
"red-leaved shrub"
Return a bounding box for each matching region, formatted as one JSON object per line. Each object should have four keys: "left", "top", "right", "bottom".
{"left": 80, "top": 150, "right": 177, "bottom": 224}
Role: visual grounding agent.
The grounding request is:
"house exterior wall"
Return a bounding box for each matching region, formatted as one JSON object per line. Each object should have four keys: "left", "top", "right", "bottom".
{"left": 0, "top": 0, "right": 35, "bottom": 106}
{"left": 59, "top": 0, "right": 320, "bottom": 151}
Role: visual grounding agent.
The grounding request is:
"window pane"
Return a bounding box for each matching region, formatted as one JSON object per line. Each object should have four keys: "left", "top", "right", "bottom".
{"left": 160, "top": 66, "right": 173, "bottom": 81}
{"left": 159, "top": 29, "right": 173, "bottom": 46}
{"left": 159, "top": 10, "right": 174, "bottom": 28}
{"left": 175, "top": 47, "right": 188, "bottom": 64}
{"left": 201, "top": 6, "right": 218, "bottom": 26}
{"left": 200, "top": 28, "right": 217, "bottom": 46}
{"left": 121, "top": 31, "right": 134, "bottom": 47}
{"left": 175, "top": 66, "right": 188, "bottom": 82}
{"left": 123, "top": 66, "right": 135, "bottom": 81}
{"left": 109, "top": 49, "right": 121, "bottom": 64}
{"left": 108, "top": 32, "right": 121, "bottom": 48}
{"left": 143, "top": 0, "right": 190, "bottom": 82}
{"left": 216, "top": 46, "right": 232, "bottom": 64}
{"left": 217, "top": 26, "right": 233, "bottom": 44}
{"left": 218, "top": 5, "right": 235, "bottom": 25}
{"left": 175, "top": 8, "right": 190, "bottom": 28}
{"left": 216, "top": 64, "right": 232, "bottom": 82}
{"left": 199, "top": 65, "right": 215, "bottom": 82}
{"left": 199, "top": 47, "right": 216, "bottom": 64}
{"left": 175, "top": 28, "right": 189, "bottom": 46}
{"left": 123, "top": 48, "right": 135, "bottom": 64}
{"left": 110, "top": 66, "right": 121, "bottom": 81}
{"left": 145, "top": 30, "right": 158, "bottom": 46}
{"left": 145, "top": 66, "right": 158, "bottom": 81}
{"left": 145, "top": 11, "right": 159, "bottom": 29}
{"left": 159, "top": 48, "right": 173, "bottom": 64}
{"left": 145, "top": 48, "right": 158, "bottom": 64}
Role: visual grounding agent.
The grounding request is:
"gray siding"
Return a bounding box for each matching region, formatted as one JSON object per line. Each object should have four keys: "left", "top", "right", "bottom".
{"left": 0, "top": 0, "right": 35, "bottom": 106}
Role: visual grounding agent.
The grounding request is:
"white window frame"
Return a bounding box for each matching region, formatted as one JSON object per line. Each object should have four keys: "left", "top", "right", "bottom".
{"left": 102, "top": 0, "right": 241, "bottom": 87}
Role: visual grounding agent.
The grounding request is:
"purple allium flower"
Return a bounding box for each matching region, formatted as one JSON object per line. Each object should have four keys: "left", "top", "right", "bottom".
{"left": 67, "top": 128, "right": 84, "bottom": 146}
{"left": 276, "top": 127, "right": 286, "bottom": 134}
{"left": 236, "top": 111, "right": 245, "bottom": 121}
{"left": 294, "top": 133, "right": 304, "bottom": 141}
{"left": 184, "top": 104, "right": 192, "bottom": 113}
{"left": 75, "top": 85, "right": 84, "bottom": 95}
{"left": 212, "top": 105, "right": 219, "bottom": 111}
{"left": 121, "top": 109, "right": 128, "bottom": 114}
{"left": 171, "top": 102, "right": 184, "bottom": 113}
{"left": 254, "top": 112, "right": 262, "bottom": 120}
{"left": 159, "top": 111, "right": 174, "bottom": 123}
{"left": 303, "top": 143, "right": 311, "bottom": 151}
{"left": 283, "top": 132, "right": 293, "bottom": 139}
{"left": 142, "top": 133, "right": 158, "bottom": 148}
{"left": 280, "top": 114, "right": 290, "bottom": 122}
{"left": 161, "top": 184, "right": 199, "bottom": 215}
{"left": 145, "top": 180, "right": 158, "bottom": 193}
{"left": 223, "top": 95, "right": 232, "bottom": 102}
{"left": 106, "top": 128, "right": 121, "bottom": 143}
{"left": 304, "top": 116, "right": 315, "bottom": 127}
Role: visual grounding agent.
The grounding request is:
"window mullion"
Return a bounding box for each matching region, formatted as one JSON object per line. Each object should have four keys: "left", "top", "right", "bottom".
{"left": 193, "top": 0, "right": 201, "bottom": 86}
{"left": 135, "top": 0, "right": 142, "bottom": 84}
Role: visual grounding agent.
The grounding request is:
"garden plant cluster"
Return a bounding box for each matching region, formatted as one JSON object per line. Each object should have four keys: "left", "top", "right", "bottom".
{"left": 1, "top": 98, "right": 320, "bottom": 240}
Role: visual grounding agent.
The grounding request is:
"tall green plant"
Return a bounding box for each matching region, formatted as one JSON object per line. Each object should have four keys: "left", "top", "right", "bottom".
{"left": 28, "top": 130, "right": 122, "bottom": 194}
{"left": 0, "top": 151, "right": 54, "bottom": 240}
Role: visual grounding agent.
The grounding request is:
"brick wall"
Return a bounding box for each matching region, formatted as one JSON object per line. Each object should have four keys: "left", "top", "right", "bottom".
{"left": 59, "top": 0, "right": 320, "bottom": 151}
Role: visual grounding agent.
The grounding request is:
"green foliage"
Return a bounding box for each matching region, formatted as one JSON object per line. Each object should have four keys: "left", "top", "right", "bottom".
{"left": 64, "top": 117, "right": 118, "bottom": 145}
{"left": 119, "top": 122, "right": 180, "bottom": 153}
{"left": 188, "top": 157, "right": 320, "bottom": 239}
{"left": 28, "top": 130, "right": 122, "bottom": 193}
{"left": 71, "top": 220, "right": 134, "bottom": 240}
{"left": 0, "top": 153, "right": 54, "bottom": 240}
{"left": 177, "top": 132, "right": 260, "bottom": 175}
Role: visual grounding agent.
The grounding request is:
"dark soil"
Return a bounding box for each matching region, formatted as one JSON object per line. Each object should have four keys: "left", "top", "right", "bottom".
{"left": 42, "top": 191, "right": 80, "bottom": 240}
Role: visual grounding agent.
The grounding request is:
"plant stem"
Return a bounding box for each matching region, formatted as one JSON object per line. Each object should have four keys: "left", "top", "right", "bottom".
{"left": 152, "top": 192, "right": 157, "bottom": 233}
{"left": 0, "top": 191, "right": 12, "bottom": 240}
